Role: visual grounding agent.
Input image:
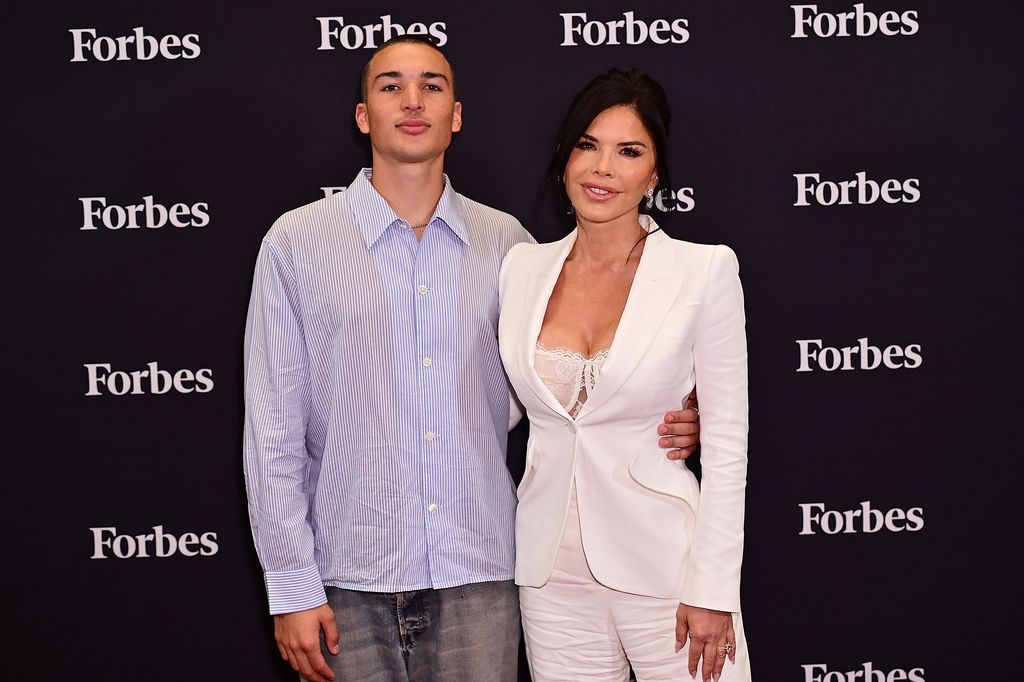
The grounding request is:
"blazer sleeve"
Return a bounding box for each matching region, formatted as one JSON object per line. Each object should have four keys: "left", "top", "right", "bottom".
{"left": 680, "top": 244, "right": 748, "bottom": 612}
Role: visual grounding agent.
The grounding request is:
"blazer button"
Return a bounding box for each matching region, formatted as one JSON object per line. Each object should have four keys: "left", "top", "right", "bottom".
{"left": 565, "top": 422, "right": 576, "bottom": 434}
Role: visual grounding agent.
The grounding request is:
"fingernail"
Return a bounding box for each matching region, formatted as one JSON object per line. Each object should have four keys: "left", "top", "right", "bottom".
{"left": 666, "top": 414, "right": 674, "bottom": 422}
{"left": 675, "top": 641, "right": 682, "bottom": 653}
{"left": 714, "top": 674, "right": 721, "bottom": 682}
{"left": 658, "top": 425, "right": 667, "bottom": 434}
{"left": 659, "top": 438, "right": 668, "bottom": 446}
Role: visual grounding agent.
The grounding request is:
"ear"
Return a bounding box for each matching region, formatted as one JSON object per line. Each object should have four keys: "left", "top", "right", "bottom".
{"left": 355, "top": 102, "right": 370, "bottom": 134}
{"left": 451, "top": 101, "right": 463, "bottom": 133}
{"left": 648, "top": 172, "right": 659, "bottom": 193}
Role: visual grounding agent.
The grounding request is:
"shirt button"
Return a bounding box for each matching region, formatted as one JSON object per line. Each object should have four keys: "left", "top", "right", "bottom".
{"left": 427, "top": 503, "right": 438, "bottom": 513}
{"left": 422, "top": 357, "right": 433, "bottom": 367}
{"left": 566, "top": 422, "right": 576, "bottom": 434}
{"left": 425, "top": 431, "right": 436, "bottom": 441}
{"left": 417, "top": 284, "right": 429, "bottom": 295}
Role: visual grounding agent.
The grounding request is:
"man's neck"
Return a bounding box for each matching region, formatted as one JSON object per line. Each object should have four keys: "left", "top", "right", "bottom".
{"left": 369, "top": 155, "right": 446, "bottom": 232}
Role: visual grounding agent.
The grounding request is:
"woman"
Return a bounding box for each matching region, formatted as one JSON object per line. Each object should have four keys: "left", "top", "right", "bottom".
{"left": 498, "top": 69, "right": 751, "bottom": 681}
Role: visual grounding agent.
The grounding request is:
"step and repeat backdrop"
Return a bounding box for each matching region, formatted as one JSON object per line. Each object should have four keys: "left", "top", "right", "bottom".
{"left": 7, "top": 1, "right": 1021, "bottom": 680}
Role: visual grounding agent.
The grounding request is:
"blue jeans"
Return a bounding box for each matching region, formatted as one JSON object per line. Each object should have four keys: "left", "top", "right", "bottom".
{"left": 320, "top": 580, "right": 520, "bottom": 681}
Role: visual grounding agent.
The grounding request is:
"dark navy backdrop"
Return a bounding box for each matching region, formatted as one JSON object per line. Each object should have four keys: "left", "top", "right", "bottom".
{"left": 7, "top": 1, "right": 1022, "bottom": 679}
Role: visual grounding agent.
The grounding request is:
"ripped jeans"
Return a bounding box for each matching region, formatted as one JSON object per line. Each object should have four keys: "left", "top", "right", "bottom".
{"left": 320, "top": 580, "right": 520, "bottom": 682}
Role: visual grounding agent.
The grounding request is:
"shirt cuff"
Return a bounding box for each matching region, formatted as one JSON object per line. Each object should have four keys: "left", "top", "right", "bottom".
{"left": 265, "top": 564, "right": 328, "bottom": 615}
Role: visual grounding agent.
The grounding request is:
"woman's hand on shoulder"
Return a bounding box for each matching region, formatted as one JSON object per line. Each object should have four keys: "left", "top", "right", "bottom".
{"left": 675, "top": 602, "right": 736, "bottom": 682}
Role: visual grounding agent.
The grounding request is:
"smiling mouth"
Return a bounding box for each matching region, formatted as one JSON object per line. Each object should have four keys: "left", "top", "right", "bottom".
{"left": 583, "top": 184, "right": 618, "bottom": 200}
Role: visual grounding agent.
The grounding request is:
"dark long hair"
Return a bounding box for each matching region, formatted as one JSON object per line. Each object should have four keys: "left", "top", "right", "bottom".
{"left": 550, "top": 68, "right": 673, "bottom": 220}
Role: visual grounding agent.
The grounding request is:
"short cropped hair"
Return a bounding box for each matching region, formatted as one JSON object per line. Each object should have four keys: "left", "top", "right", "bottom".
{"left": 360, "top": 35, "right": 456, "bottom": 101}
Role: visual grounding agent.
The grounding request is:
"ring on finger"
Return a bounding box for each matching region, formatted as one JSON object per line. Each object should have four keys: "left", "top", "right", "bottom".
{"left": 716, "top": 642, "right": 734, "bottom": 656}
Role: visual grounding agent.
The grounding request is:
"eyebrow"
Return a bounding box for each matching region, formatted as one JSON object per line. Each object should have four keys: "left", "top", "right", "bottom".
{"left": 373, "top": 70, "right": 450, "bottom": 84}
{"left": 580, "top": 132, "right": 648, "bottom": 147}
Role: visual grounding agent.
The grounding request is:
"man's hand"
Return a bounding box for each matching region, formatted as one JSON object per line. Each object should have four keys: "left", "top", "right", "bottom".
{"left": 659, "top": 389, "right": 700, "bottom": 461}
{"left": 274, "top": 604, "right": 339, "bottom": 682}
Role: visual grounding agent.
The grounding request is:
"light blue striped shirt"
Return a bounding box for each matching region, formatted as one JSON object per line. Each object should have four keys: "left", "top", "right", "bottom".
{"left": 243, "top": 169, "right": 533, "bottom": 614}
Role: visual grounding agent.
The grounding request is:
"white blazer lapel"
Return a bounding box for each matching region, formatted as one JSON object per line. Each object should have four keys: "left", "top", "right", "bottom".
{"left": 576, "top": 226, "right": 684, "bottom": 421}
{"left": 517, "top": 231, "right": 578, "bottom": 420}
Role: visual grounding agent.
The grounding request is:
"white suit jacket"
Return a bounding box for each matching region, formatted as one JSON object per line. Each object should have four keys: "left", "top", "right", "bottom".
{"left": 498, "top": 219, "right": 748, "bottom": 612}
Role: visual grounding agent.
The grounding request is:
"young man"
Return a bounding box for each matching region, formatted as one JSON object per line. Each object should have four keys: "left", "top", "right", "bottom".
{"left": 243, "top": 36, "right": 701, "bottom": 682}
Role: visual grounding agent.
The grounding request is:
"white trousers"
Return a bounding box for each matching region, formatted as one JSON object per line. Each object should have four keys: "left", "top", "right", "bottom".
{"left": 520, "top": 490, "right": 751, "bottom": 681}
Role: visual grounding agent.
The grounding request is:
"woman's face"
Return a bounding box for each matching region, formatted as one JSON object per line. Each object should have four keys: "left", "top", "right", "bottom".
{"left": 564, "top": 105, "right": 658, "bottom": 227}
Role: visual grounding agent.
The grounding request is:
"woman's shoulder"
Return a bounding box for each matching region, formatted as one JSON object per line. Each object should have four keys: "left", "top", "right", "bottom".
{"left": 503, "top": 232, "right": 572, "bottom": 269}
{"left": 654, "top": 229, "right": 737, "bottom": 266}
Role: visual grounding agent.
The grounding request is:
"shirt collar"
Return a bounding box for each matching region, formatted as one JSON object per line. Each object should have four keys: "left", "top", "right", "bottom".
{"left": 347, "top": 167, "right": 470, "bottom": 248}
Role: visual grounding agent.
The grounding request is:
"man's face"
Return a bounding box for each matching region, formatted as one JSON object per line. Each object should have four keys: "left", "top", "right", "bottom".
{"left": 355, "top": 43, "right": 462, "bottom": 165}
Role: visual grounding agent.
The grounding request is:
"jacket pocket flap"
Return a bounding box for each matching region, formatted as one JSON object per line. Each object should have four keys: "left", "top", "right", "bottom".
{"left": 627, "top": 449, "right": 699, "bottom": 509}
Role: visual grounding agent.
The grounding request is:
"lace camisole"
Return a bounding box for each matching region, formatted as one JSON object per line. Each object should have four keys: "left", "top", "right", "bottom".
{"left": 533, "top": 342, "right": 609, "bottom": 419}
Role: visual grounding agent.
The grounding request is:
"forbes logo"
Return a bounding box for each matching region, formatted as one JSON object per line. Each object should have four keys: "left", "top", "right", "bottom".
{"left": 647, "top": 187, "right": 695, "bottom": 213}
{"left": 799, "top": 501, "right": 924, "bottom": 535}
{"left": 796, "top": 338, "right": 921, "bottom": 373}
{"left": 317, "top": 15, "right": 447, "bottom": 50}
{"left": 79, "top": 196, "right": 209, "bottom": 230}
{"left": 90, "top": 525, "right": 218, "bottom": 559}
{"left": 560, "top": 12, "right": 689, "bottom": 46}
{"left": 321, "top": 185, "right": 347, "bottom": 198}
{"left": 84, "top": 362, "right": 214, "bottom": 396}
{"left": 803, "top": 662, "right": 925, "bottom": 682}
{"left": 791, "top": 4, "right": 919, "bottom": 38}
{"left": 70, "top": 27, "right": 200, "bottom": 62}
{"left": 794, "top": 172, "right": 920, "bottom": 206}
